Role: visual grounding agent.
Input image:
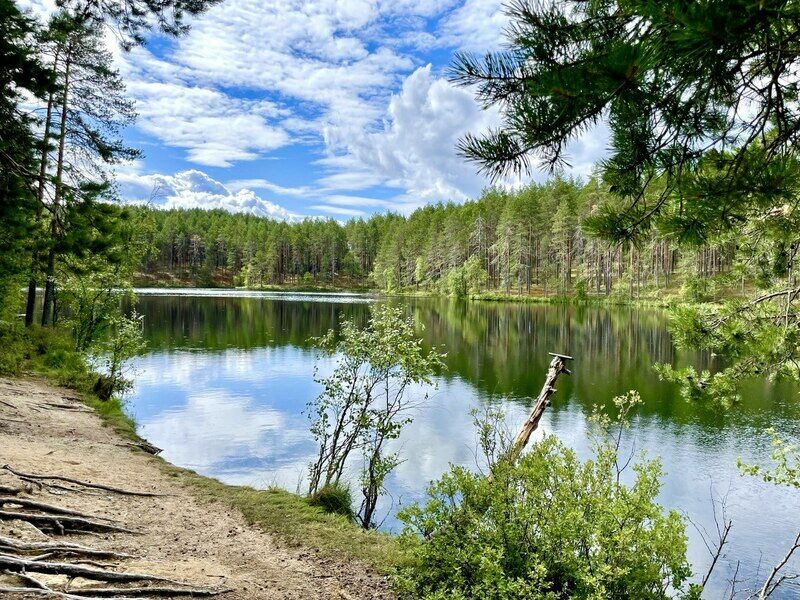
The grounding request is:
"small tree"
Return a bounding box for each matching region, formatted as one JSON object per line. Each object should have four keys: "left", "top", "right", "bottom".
{"left": 307, "top": 305, "right": 445, "bottom": 529}
{"left": 88, "top": 309, "right": 146, "bottom": 401}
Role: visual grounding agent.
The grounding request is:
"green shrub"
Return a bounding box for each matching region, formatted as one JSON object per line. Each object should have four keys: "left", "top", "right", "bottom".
{"left": 573, "top": 278, "right": 588, "bottom": 302}
{"left": 396, "top": 435, "right": 692, "bottom": 599}
{"left": 680, "top": 276, "right": 715, "bottom": 303}
{"left": 0, "top": 322, "right": 28, "bottom": 375}
{"left": 308, "top": 483, "right": 355, "bottom": 521}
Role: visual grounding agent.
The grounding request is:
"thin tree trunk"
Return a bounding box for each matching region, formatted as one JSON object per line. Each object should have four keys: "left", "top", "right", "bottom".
{"left": 26, "top": 80, "right": 57, "bottom": 327}
{"left": 42, "top": 51, "right": 71, "bottom": 326}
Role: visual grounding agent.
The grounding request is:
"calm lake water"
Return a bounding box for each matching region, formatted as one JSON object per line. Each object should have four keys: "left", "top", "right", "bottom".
{"left": 125, "top": 289, "right": 800, "bottom": 597}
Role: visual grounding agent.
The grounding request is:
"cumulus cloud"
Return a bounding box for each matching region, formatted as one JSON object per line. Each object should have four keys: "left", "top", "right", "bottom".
{"left": 438, "top": 0, "right": 507, "bottom": 52}
{"left": 119, "top": 169, "right": 300, "bottom": 220}
{"left": 126, "top": 81, "right": 290, "bottom": 167}
{"left": 21, "top": 0, "right": 609, "bottom": 211}
{"left": 328, "top": 65, "right": 501, "bottom": 202}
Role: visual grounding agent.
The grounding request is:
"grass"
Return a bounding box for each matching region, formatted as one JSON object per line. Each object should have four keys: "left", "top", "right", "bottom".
{"left": 164, "top": 466, "right": 405, "bottom": 571}
{"left": 0, "top": 323, "right": 140, "bottom": 441}
{"left": 0, "top": 320, "right": 406, "bottom": 574}
{"left": 468, "top": 290, "right": 676, "bottom": 307}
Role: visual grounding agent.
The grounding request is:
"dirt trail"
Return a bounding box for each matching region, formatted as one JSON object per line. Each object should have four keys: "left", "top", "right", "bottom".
{"left": 0, "top": 377, "right": 392, "bottom": 599}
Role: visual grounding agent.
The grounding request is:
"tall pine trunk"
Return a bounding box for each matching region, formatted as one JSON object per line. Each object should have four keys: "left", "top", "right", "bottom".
{"left": 25, "top": 75, "right": 57, "bottom": 327}
{"left": 42, "top": 51, "right": 71, "bottom": 326}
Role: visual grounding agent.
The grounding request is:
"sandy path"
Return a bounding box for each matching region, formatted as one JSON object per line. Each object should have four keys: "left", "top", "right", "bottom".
{"left": 0, "top": 377, "right": 393, "bottom": 599}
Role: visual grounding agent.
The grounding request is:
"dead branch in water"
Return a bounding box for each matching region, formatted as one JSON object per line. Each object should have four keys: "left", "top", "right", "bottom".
{"left": 1, "top": 466, "right": 163, "bottom": 498}
{"left": 506, "top": 352, "right": 573, "bottom": 462}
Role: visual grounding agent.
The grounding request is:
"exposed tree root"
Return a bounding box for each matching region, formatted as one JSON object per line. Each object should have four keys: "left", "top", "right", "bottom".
{"left": 0, "top": 537, "right": 135, "bottom": 560}
{"left": 0, "top": 585, "right": 144, "bottom": 600}
{"left": 40, "top": 403, "right": 91, "bottom": 411}
{"left": 0, "top": 497, "right": 117, "bottom": 522}
{"left": 0, "top": 405, "right": 231, "bottom": 599}
{"left": 0, "top": 554, "right": 182, "bottom": 584}
{"left": 70, "top": 586, "right": 230, "bottom": 597}
{"left": 0, "top": 510, "right": 136, "bottom": 535}
{"left": 1, "top": 466, "right": 163, "bottom": 498}
{"left": 127, "top": 441, "right": 162, "bottom": 456}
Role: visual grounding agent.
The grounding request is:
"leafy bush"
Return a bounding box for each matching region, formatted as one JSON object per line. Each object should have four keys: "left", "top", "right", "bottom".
{"left": 680, "top": 276, "right": 716, "bottom": 304}
{"left": 88, "top": 309, "right": 146, "bottom": 400}
{"left": 309, "top": 483, "right": 355, "bottom": 520}
{"left": 0, "top": 322, "right": 28, "bottom": 375}
{"left": 396, "top": 398, "right": 693, "bottom": 599}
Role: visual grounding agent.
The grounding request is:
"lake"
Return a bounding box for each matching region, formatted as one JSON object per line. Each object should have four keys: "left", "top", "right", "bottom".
{"left": 125, "top": 289, "right": 800, "bottom": 597}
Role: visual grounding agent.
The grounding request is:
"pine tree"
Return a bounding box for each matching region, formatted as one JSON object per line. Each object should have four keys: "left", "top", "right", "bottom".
{"left": 37, "top": 12, "right": 140, "bottom": 326}
{"left": 0, "top": 0, "right": 51, "bottom": 318}
{"left": 61, "top": 0, "right": 222, "bottom": 49}
{"left": 451, "top": 0, "right": 800, "bottom": 399}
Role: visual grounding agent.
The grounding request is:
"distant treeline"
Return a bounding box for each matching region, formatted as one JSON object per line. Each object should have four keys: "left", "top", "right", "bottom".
{"left": 132, "top": 178, "right": 737, "bottom": 298}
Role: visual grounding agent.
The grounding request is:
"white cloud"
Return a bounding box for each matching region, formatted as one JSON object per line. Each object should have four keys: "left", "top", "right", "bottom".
{"left": 438, "top": 0, "right": 507, "bottom": 52}
{"left": 314, "top": 164, "right": 387, "bottom": 192}
{"left": 118, "top": 168, "right": 300, "bottom": 220}
{"left": 125, "top": 80, "right": 289, "bottom": 167}
{"left": 15, "top": 0, "right": 57, "bottom": 19}
{"left": 328, "top": 65, "right": 501, "bottom": 202}
{"left": 309, "top": 205, "right": 367, "bottom": 217}
{"left": 23, "top": 0, "right": 609, "bottom": 211}
{"left": 226, "top": 179, "right": 313, "bottom": 197}
{"left": 324, "top": 195, "right": 393, "bottom": 207}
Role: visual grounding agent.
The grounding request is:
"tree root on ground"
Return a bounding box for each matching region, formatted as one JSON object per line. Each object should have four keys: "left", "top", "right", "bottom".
{"left": 0, "top": 537, "right": 135, "bottom": 560}
{"left": 0, "top": 511, "right": 136, "bottom": 535}
{"left": 38, "top": 403, "right": 92, "bottom": 412}
{"left": 0, "top": 497, "right": 117, "bottom": 522}
{"left": 0, "top": 568, "right": 229, "bottom": 598}
{"left": 0, "top": 585, "right": 134, "bottom": 599}
{"left": 0, "top": 467, "right": 226, "bottom": 599}
{"left": 64, "top": 585, "right": 230, "bottom": 597}
{"left": 1, "top": 466, "right": 164, "bottom": 498}
{"left": 0, "top": 554, "right": 183, "bottom": 584}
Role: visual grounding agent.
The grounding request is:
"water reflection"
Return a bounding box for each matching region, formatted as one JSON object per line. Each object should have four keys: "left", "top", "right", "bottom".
{"left": 126, "top": 292, "right": 800, "bottom": 597}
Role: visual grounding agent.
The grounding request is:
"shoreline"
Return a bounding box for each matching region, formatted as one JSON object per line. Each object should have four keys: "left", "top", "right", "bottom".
{"left": 130, "top": 282, "right": 704, "bottom": 309}
{"left": 0, "top": 321, "right": 403, "bottom": 596}
{"left": 74, "top": 374, "right": 404, "bottom": 574}
{"left": 0, "top": 373, "right": 400, "bottom": 598}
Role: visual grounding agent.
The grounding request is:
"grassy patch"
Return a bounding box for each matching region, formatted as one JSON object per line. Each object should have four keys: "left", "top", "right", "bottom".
{"left": 161, "top": 464, "right": 406, "bottom": 572}
{"left": 309, "top": 482, "right": 356, "bottom": 520}
{"left": 0, "top": 322, "right": 140, "bottom": 442}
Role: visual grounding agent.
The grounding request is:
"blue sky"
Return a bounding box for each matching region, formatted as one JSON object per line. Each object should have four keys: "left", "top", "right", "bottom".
{"left": 23, "top": 0, "right": 607, "bottom": 220}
